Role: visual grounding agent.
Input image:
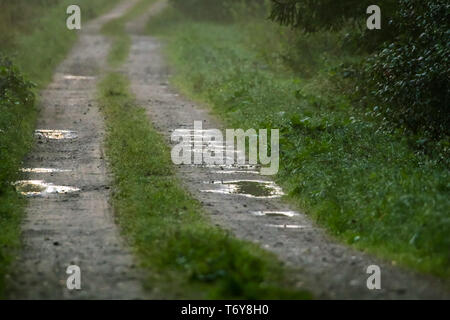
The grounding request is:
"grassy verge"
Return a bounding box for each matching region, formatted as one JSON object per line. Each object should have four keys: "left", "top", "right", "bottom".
{"left": 0, "top": 0, "right": 120, "bottom": 297}
{"left": 146, "top": 8, "right": 450, "bottom": 278}
{"left": 98, "top": 0, "right": 311, "bottom": 299}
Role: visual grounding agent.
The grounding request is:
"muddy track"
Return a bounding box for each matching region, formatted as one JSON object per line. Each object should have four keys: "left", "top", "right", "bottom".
{"left": 126, "top": 0, "right": 449, "bottom": 299}
{"left": 6, "top": 0, "right": 149, "bottom": 299}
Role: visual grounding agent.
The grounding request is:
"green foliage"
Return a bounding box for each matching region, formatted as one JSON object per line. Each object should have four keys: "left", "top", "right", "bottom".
{"left": 0, "top": 56, "right": 35, "bottom": 192}
{"left": 0, "top": 0, "right": 60, "bottom": 49}
{"left": 269, "top": 0, "right": 395, "bottom": 31}
{"left": 269, "top": 0, "right": 449, "bottom": 139}
{"left": 149, "top": 15, "right": 450, "bottom": 277}
{"left": 364, "top": 0, "right": 450, "bottom": 138}
{"left": 0, "top": 57, "right": 35, "bottom": 297}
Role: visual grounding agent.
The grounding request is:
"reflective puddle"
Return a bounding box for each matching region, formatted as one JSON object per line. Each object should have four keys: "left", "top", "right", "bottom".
{"left": 63, "top": 75, "right": 95, "bottom": 80}
{"left": 198, "top": 164, "right": 260, "bottom": 170}
{"left": 213, "top": 170, "right": 259, "bottom": 175}
{"left": 14, "top": 180, "right": 80, "bottom": 196}
{"left": 20, "top": 168, "right": 71, "bottom": 173}
{"left": 265, "top": 224, "right": 306, "bottom": 229}
{"left": 35, "top": 129, "right": 78, "bottom": 140}
{"left": 201, "top": 180, "right": 284, "bottom": 198}
{"left": 252, "top": 210, "right": 299, "bottom": 217}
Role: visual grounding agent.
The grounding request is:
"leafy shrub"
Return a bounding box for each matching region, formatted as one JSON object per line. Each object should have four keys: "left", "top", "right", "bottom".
{"left": 270, "top": 0, "right": 449, "bottom": 138}
{"left": 0, "top": 56, "right": 35, "bottom": 192}
{"left": 365, "top": 0, "right": 450, "bottom": 137}
{"left": 269, "top": 0, "right": 396, "bottom": 31}
{"left": 269, "top": 0, "right": 400, "bottom": 53}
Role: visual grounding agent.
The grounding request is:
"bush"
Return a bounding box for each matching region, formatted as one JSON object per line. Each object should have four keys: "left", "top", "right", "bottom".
{"left": 269, "top": 0, "right": 396, "bottom": 31}
{"left": 365, "top": 0, "right": 450, "bottom": 137}
{"left": 269, "top": 0, "right": 399, "bottom": 53}
{"left": 269, "top": 0, "right": 449, "bottom": 138}
{"left": 0, "top": 56, "right": 35, "bottom": 192}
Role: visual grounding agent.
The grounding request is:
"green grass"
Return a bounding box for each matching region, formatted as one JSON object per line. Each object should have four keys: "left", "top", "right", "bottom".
{"left": 145, "top": 7, "right": 450, "bottom": 278}
{"left": 2, "top": 0, "right": 121, "bottom": 88}
{"left": 101, "top": 0, "right": 157, "bottom": 67}
{"left": 97, "top": 72, "right": 311, "bottom": 299}
{"left": 0, "top": 0, "right": 120, "bottom": 298}
{"left": 98, "top": 0, "right": 311, "bottom": 299}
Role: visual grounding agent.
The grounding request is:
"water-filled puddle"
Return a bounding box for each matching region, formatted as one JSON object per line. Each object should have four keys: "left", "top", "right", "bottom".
{"left": 14, "top": 180, "right": 80, "bottom": 196}
{"left": 213, "top": 170, "right": 259, "bottom": 175}
{"left": 252, "top": 210, "right": 299, "bottom": 217}
{"left": 265, "top": 224, "right": 306, "bottom": 229}
{"left": 63, "top": 75, "right": 95, "bottom": 80}
{"left": 20, "top": 168, "right": 71, "bottom": 173}
{"left": 199, "top": 164, "right": 260, "bottom": 170}
{"left": 201, "top": 180, "right": 284, "bottom": 198}
{"left": 35, "top": 129, "right": 78, "bottom": 140}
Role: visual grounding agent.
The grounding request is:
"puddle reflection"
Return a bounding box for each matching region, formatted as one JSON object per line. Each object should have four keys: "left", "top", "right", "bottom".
{"left": 20, "top": 168, "right": 71, "bottom": 173}
{"left": 265, "top": 224, "right": 306, "bottom": 229}
{"left": 35, "top": 129, "right": 78, "bottom": 140}
{"left": 14, "top": 180, "right": 80, "bottom": 196}
{"left": 252, "top": 211, "right": 299, "bottom": 217}
{"left": 201, "top": 180, "right": 284, "bottom": 198}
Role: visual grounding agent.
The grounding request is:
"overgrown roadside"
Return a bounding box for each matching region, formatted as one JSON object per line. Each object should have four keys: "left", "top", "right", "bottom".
{"left": 0, "top": 0, "right": 120, "bottom": 298}
{"left": 146, "top": 5, "right": 450, "bottom": 279}
{"left": 98, "top": 0, "right": 311, "bottom": 299}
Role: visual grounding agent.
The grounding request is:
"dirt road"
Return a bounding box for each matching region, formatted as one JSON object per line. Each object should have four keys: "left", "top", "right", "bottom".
{"left": 125, "top": 0, "right": 449, "bottom": 299}
{"left": 7, "top": 0, "right": 148, "bottom": 299}
{"left": 6, "top": 0, "right": 449, "bottom": 300}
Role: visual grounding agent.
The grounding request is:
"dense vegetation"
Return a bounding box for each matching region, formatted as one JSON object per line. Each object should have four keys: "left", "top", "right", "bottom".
{"left": 0, "top": 56, "right": 36, "bottom": 297}
{"left": 149, "top": 1, "right": 450, "bottom": 277}
{"left": 270, "top": 0, "right": 449, "bottom": 139}
{"left": 364, "top": 0, "right": 449, "bottom": 138}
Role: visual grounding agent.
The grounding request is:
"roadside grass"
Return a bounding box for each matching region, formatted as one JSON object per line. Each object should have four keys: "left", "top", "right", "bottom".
{"left": 146, "top": 8, "right": 450, "bottom": 278}
{"left": 97, "top": 72, "right": 311, "bottom": 299}
{"left": 2, "top": 0, "right": 120, "bottom": 88}
{"left": 98, "top": 0, "right": 311, "bottom": 299}
{"left": 0, "top": 0, "right": 120, "bottom": 297}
